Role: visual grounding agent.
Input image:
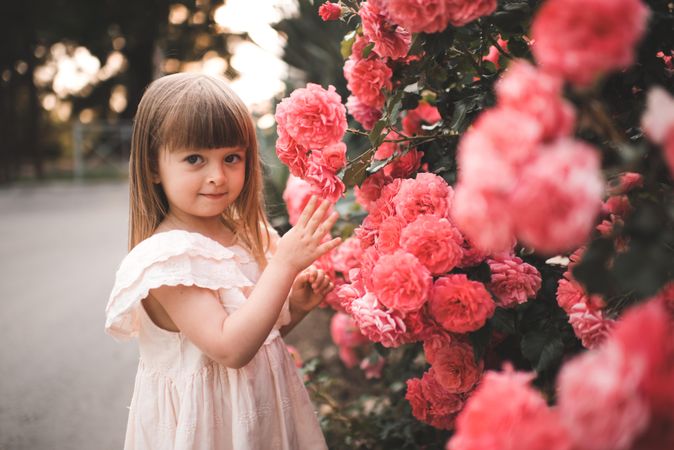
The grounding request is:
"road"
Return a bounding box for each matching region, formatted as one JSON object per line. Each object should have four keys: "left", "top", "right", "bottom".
{"left": 0, "top": 181, "right": 135, "bottom": 450}
{"left": 0, "top": 180, "right": 332, "bottom": 450}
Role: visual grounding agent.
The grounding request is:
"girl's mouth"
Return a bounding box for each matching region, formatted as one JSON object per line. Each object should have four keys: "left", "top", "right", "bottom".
{"left": 200, "top": 193, "right": 226, "bottom": 199}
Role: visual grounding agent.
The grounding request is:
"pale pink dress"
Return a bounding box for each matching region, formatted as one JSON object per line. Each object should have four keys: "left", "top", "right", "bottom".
{"left": 105, "top": 230, "right": 328, "bottom": 450}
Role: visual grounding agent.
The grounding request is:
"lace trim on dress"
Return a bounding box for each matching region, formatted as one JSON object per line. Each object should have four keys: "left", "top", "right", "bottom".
{"left": 105, "top": 231, "right": 253, "bottom": 341}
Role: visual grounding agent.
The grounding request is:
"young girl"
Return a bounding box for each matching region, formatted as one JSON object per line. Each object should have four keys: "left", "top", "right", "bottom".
{"left": 105, "top": 73, "right": 341, "bottom": 450}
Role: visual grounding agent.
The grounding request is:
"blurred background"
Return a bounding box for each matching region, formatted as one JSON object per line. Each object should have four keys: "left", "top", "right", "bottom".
{"left": 0, "top": 1, "right": 348, "bottom": 448}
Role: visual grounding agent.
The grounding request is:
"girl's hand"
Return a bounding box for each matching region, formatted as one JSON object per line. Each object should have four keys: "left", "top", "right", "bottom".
{"left": 289, "top": 266, "right": 334, "bottom": 313}
{"left": 273, "top": 196, "right": 341, "bottom": 274}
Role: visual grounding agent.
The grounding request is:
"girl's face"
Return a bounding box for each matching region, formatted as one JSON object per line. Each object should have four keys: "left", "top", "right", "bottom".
{"left": 155, "top": 146, "right": 247, "bottom": 225}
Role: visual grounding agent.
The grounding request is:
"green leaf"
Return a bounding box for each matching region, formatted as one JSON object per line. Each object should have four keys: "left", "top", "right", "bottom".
{"left": 362, "top": 42, "right": 375, "bottom": 58}
{"left": 520, "top": 330, "right": 546, "bottom": 369}
{"left": 340, "top": 31, "right": 356, "bottom": 59}
{"left": 342, "top": 148, "right": 375, "bottom": 188}
{"left": 536, "top": 336, "right": 564, "bottom": 373}
{"left": 490, "top": 308, "right": 517, "bottom": 335}
{"left": 368, "top": 119, "right": 387, "bottom": 146}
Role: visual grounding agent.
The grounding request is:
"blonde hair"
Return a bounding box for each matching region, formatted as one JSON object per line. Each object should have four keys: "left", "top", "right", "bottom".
{"left": 128, "top": 73, "right": 270, "bottom": 266}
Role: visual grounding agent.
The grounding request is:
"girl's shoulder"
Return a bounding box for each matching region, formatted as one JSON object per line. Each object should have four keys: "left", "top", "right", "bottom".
{"left": 105, "top": 230, "right": 253, "bottom": 341}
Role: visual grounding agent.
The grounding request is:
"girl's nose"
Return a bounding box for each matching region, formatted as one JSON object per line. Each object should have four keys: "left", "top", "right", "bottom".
{"left": 207, "top": 163, "right": 227, "bottom": 185}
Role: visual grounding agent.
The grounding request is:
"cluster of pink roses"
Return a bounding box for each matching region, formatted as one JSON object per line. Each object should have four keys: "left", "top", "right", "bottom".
{"left": 448, "top": 291, "right": 674, "bottom": 450}
{"left": 642, "top": 87, "right": 674, "bottom": 177}
{"left": 330, "top": 312, "right": 385, "bottom": 378}
{"left": 275, "top": 83, "right": 347, "bottom": 202}
{"left": 452, "top": 59, "right": 605, "bottom": 255}
{"left": 326, "top": 172, "right": 541, "bottom": 426}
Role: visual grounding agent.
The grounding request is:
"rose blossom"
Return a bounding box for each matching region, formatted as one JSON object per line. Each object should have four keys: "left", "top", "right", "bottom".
{"left": 318, "top": 142, "right": 347, "bottom": 172}
{"left": 350, "top": 293, "right": 409, "bottom": 347}
{"left": 531, "top": 0, "right": 650, "bottom": 86}
{"left": 487, "top": 255, "right": 542, "bottom": 308}
{"left": 432, "top": 339, "right": 483, "bottom": 393}
{"left": 304, "top": 153, "right": 346, "bottom": 202}
{"left": 567, "top": 302, "right": 615, "bottom": 349}
{"left": 429, "top": 274, "right": 495, "bottom": 334}
{"left": 452, "top": 185, "right": 516, "bottom": 254}
{"left": 384, "top": 0, "right": 496, "bottom": 33}
{"left": 275, "top": 131, "right": 309, "bottom": 177}
{"left": 354, "top": 171, "right": 392, "bottom": 211}
{"left": 331, "top": 237, "right": 363, "bottom": 279}
{"left": 318, "top": 2, "right": 341, "bottom": 21}
{"left": 374, "top": 215, "right": 405, "bottom": 254}
{"left": 275, "top": 83, "right": 347, "bottom": 149}
{"left": 393, "top": 172, "right": 453, "bottom": 222}
{"left": 495, "top": 60, "right": 576, "bottom": 142}
{"left": 346, "top": 95, "right": 382, "bottom": 131}
{"left": 371, "top": 250, "right": 432, "bottom": 313}
{"left": 338, "top": 346, "right": 359, "bottom": 368}
{"left": 373, "top": 131, "right": 424, "bottom": 178}
{"left": 402, "top": 101, "right": 442, "bottom": 136}
{"left": 359, "top": 1, "right": 411, "bottom": 60}
{"left": 608, "top": 172, "right": 643, "bottom": 195}
{"left": 511, "top": 139, "right": 604, "bottom": 255}
{"left": 400, "top": 214, "right": 464, "bottom": 275}
{"left": 444, "top": 0, "right": 498, "bottom": 27}
{"left": 344, "top": 55, "right": 393, "bottom": 109}
{"left": 642, "top": 86, "right": 674, "bottom": 176}
{"left": 449, "top": 367, "right": 571, "bottom": 450}
{"left": 459, "top": 106, "right": 545, "bottom": 176}
{"left": 406, "top": 368, "right": 466, "bottom": 430}
{"left": 331, "top": 312, "right": 369, "bottom": 348}
{"left": 423, "top": 331, "right": 452, "bottom": 364}
{"left": 557, "top": 342, "right": 649, "bottom": 450}
{"left": 282, "top": 175, "right": 317, "bottom": 225}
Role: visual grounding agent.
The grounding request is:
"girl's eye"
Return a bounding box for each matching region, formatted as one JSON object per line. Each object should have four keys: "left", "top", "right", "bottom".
{"left": 185, "top": 154, "right": 203, "bottom": 165}
{"left": 225, "top": 154, "right": 242, "bottom": 164}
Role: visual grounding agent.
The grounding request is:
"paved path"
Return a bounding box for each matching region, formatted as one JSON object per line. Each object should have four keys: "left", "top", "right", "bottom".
{"left": 0, "top": 181, "right": 135, "bottom": 450}
{"left": 0, "top": 180, "right": 332, "bottom": 450}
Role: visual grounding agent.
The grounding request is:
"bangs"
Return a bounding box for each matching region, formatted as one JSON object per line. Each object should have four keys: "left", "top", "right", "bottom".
{"left": 157, "top": 75, "right": 253, "bottom": 152}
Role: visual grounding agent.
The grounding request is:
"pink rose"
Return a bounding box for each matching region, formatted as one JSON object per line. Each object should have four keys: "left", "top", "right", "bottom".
{"left": 608, "top": 172, "right": 643, "bottom": 195}
{"left": 444, "top": 0, "right": 498, "bottom": 27}
{"left": 452, "top": 185, "right": 516, "bottom": 254}
{"left": 318, "top": 142, "right": 347, "bottom": 171}
{"left": 458, "top": 106, "right": 544, "bottom": 183}
{"left": 531, "top": 0, "right": 650, "bottom": 86}
{"left": 375, "top": 215, "right": 405, "bottom": 254}
{"left": 642, "top": 87, "right": 674, "bottom": 176}
{"left": 360, "top": 353, "right": 386, "bottom": 379}
{"left": 495, "top": 60, "right": 576, "bottom": 142}
{"left": 275, "top": 131, "right": 309, "bottom": 178}
{"left": 400, "top": 214, "right": 464, "bottom": 275}
{"left": 557, "top": 342, "right": 649, "bottom": 450}
{"left": 304, "top": 154, "right": 345, "bottom": 203}
{"left": 344, "top": 55, "right": 393, "bottom": 109}
{"left": 487, "top": 255, "right": 542, "bottom": 308}
{"left": 359, "top": 1, "right": 412, "bottom": 60}
{"left": 382, "top": 0, "right": 449, "bottom": 34}
{"left": 567, "top": 302, "right": 615, "bottom": 349}
{"left": 275, "top": 83, "right": 347, "bottom": 149}
{"left": 393, "top": 172, "right": 453, "bottom": 222}
{"left": 449, "top": 367, "right": 571, "bottom": 450}
{"left": 354, "top": 171, "right": 392, "bottom": 211}
{"left": 428, "top": 274, "right": 495, "bottom": 334}
{"left": 350, "top": 293, "right": 408, "bottom": 347}
{"left": 511, "top": 139, "right": 604, "bottom": 255}
{"left": 331, "top": 237, "right": 363, "bottom": 280}
{"left": 346, "top": 95, "right": 382, "bottom": 130}
{"left": 330, "top": 312, "right": 369, "bottom": 347}
{"left": 318, "top": 2, "right": 342, "bottom": 21}
{"left": 282, "top": 175, "right": 317, "bottom": 226}
{"left": 371, "top": 250, "right": 432, "bottom": 313}
{"left": 406, "top": 368, "right": 466, "bottom": 430}
{"left": 423, "top": 331, "right": 452, "bottom": 365}
{"left": 432, "top": 339, "right": 483, "bottom": 393}
{"left": 402, "top": 101, "right": 442, "bottom": 136}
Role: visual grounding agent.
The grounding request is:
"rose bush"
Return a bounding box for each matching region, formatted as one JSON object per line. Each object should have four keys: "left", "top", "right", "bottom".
{"left": 273, "top": 0, "right": 674, "bottom": 447}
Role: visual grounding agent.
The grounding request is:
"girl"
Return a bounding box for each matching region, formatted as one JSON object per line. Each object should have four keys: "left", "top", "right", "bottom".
{"left": 105, "top": 73, "right": 340, "bottom": 450}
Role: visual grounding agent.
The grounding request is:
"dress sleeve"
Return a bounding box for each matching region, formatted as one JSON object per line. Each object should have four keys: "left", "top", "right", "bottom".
{"left": 105, "top": 231, "right": 253, "bottom": 341}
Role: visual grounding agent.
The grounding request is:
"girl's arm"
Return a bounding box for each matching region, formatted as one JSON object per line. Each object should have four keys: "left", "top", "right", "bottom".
{"left": 150, "top": 197, "right": 341, "bottom": 369}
